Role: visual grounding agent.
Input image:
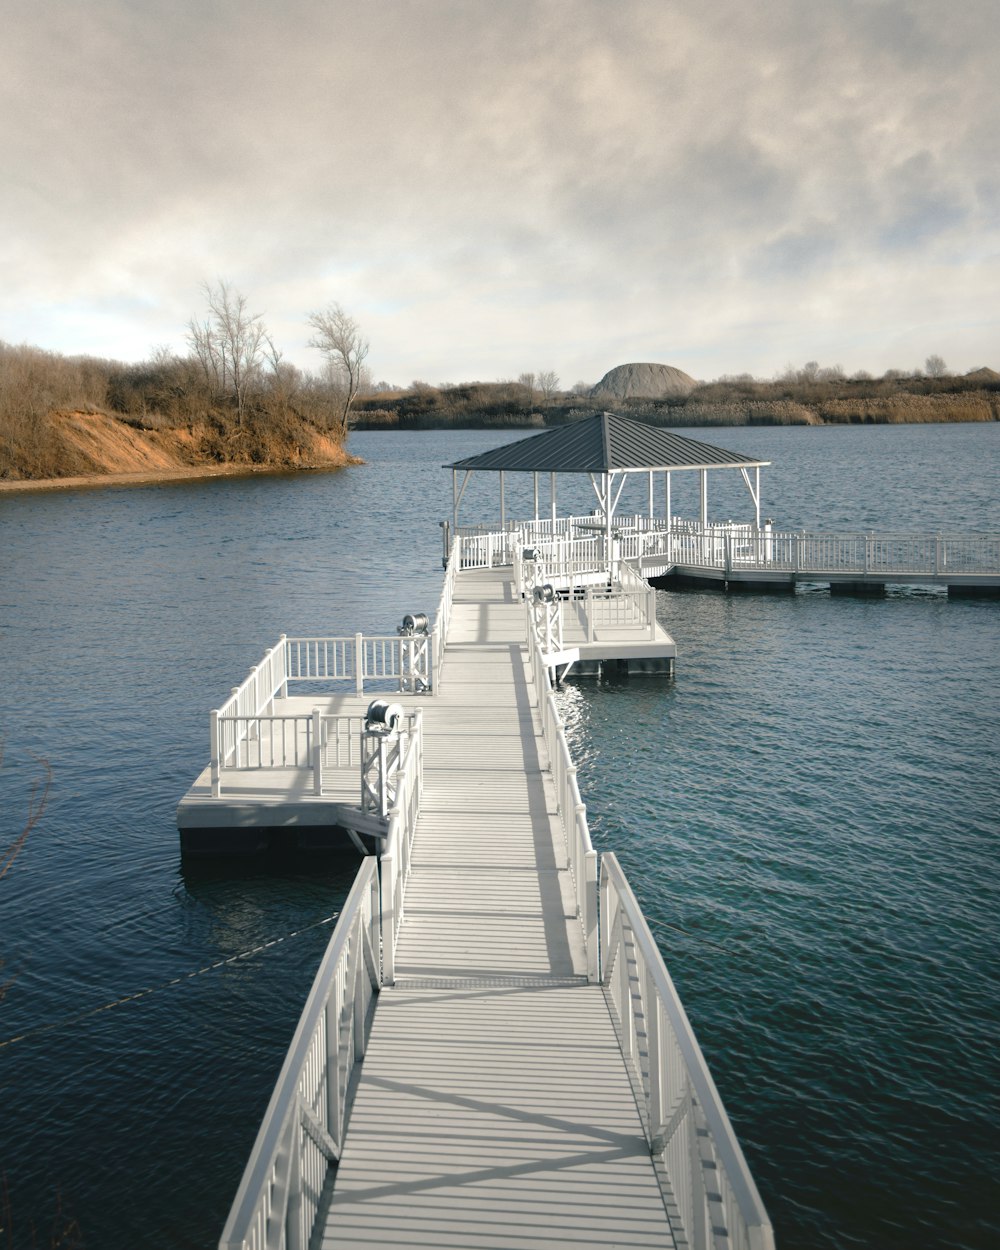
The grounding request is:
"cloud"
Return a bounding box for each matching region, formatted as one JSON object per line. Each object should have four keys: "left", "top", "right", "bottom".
{"left": 1, "top": 0, "right": 997, "bottom": 382}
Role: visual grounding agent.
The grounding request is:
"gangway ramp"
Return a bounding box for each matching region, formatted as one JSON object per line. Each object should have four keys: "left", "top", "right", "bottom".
{"left": 322, "top": 569, "right": 673, "bottom": 1246}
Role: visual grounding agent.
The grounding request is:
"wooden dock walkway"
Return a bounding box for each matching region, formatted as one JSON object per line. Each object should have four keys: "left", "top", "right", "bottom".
{"left": 321, "top": 568, "right": 674, "bottom": 1246}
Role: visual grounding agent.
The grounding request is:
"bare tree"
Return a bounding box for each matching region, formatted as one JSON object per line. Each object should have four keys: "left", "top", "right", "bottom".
{"left": 537, "top": 370, "right": 560, "bottom": 404}
{"left": 307, "top": 303, "right": 370, "bottom": 437}
{"left": 186, "top": 281, "right": 268, "bottom": 425}
{"left": 925, "top": 354, "right": 949, "bottom": 378}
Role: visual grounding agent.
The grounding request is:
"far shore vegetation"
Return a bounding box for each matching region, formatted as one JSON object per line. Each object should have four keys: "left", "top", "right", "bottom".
{"left": 1, "top": 290, "right": 997, "bottom": 485}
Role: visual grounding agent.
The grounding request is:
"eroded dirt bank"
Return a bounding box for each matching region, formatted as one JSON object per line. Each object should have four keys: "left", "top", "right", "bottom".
{"left": 0, "top": 409, "right": 359, "bottom": 492}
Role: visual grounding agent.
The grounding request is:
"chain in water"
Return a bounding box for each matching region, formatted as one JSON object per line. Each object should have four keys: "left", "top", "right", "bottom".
{"left": 0, "top": 911, "right": 340, "bottom": 1050}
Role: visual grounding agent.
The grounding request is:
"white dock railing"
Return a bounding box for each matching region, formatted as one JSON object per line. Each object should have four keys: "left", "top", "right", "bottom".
{"left": 457, "top": 515, "right": 1000, "bottom": 585}
{"left": 377, "top": 714, "right": 424, "bottom": 986}
{"left": 517, "top": 544, "right": 658, "bottom": 657}
{"left": 524, "top": 604, "right": 599, "bottom": 982}
{"left": 601, "top": 853, "right": 776, "bottom": 1250}
{"left": 286, "top": 633, "right": 433, "bottom": 694}
{"left": 209, "top": 635, "right": 435, "bottom": 797}
{"left": 219, "top": 857, "right": 382, "bottom": 1250}
{"left": 432, "top": 542, "right": 459, "bottom": 690}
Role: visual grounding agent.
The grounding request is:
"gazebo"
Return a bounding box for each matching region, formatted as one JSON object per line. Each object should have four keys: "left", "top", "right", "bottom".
{"left": 445, "top": 411, "right": 771, "bottom": 552}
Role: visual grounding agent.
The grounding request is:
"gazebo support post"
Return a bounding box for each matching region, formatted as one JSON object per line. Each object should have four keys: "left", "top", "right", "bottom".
{"left": 648, "top": 471, "right": 654, "bottom": 520}
{"left": 533, "top": 473, "right": 539, "bottom": 521}
{"left": 550, "top": 472, "right": 557, "bottom": 525}
{"left": 499, "top": 470, "right": 505, "bottom": 529}
{"left": 700, "top": 469, "right": 709, "bottom": 528}
{"left": 739, "top": 465, "right": 762, "bottom": 526}
{"left": 605, "top": 473, "right": 612, "bottom": 573}
{"left": 665, "top": 472, "right": 672, "bottom": 531}
{"left": 453, "top": 469, "right": 472, "bottom": 531}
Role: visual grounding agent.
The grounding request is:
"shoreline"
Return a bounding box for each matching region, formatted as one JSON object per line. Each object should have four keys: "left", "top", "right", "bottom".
{"left": 0, "top": 459, "right": 362, "bottom": 495}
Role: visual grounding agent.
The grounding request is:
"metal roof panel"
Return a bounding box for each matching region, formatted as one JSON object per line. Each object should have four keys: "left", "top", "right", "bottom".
{"left": 445, "top": 412, "right": 768, "bottom": 473}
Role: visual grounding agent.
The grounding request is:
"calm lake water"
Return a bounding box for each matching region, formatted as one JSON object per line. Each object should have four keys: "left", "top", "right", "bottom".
{"left": 1, "top": 423, "right": 997, "bottom": 1249}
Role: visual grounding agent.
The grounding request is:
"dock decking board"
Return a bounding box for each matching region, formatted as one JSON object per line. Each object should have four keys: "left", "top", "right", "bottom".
{"left": 322, "top": 569, "right": 675, "bottom": 1247}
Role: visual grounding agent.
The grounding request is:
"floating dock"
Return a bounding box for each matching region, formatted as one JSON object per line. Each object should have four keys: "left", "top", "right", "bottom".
{"left": 217, "top": 562, "right": 773, "bottom": 1250}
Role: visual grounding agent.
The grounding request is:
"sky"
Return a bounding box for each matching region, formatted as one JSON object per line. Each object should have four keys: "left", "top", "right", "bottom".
{"left": 2, "top": 0, "right": 998, "bottom": 387}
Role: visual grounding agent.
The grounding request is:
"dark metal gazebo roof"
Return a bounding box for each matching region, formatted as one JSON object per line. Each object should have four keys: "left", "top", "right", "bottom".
{"left": 445, "top": 411, "right": 768, "bottom": 475}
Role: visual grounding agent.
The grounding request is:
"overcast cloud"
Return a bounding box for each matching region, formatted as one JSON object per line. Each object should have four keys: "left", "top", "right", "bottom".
{"left": 1, "top": 0, "right": 997, "bottom": 384}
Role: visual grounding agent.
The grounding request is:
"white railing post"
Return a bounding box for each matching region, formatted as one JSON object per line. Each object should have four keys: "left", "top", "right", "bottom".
{"left": 210, "top": 710, "right": 222, "bottom": 798}
{"left": 645, "top": 965, "right": 662, "bottom": 1147}
{"left": 279, "top": 633, "right": 288, "bottom": 697}
{"left": 325, "top": 1001, "right": 342, "bottom": 1160}
{"left": 354, "top": 632, "right": 364, "bottom": 694}
{"left": 585, "top": 846, "right": 599, "bottom": 983}
{"left": 381, "top": 849, "right": 396, "bottom": 986}
{"left": 312, "top": 708, "right": 323, "bottom": 795}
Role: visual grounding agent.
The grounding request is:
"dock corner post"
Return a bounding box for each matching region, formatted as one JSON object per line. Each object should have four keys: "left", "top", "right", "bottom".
{"left": 355, "top": 632, "right": 364, "bottom": 695}
{"left": 210, "top": 710, "right": 221, "bottom": 798}
{"left": 312, "top": 708, "right": 323, "bottom": 795}
{"left": 279, "top": 633, "right": 288, "bottom": 698}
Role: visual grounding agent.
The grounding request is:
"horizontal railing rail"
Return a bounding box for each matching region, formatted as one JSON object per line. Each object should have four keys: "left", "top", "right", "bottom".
{"left": 601, "top": 853, "right": 775, "bottom": 1250}
{"left": 219, "top": 857, "right": 382, "bottom": 1250}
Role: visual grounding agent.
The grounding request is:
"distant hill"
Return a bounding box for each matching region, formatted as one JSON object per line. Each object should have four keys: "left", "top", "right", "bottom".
{"left": 965, "top": 366, "right": 1000, "bottom": 384}
{"left": 591, "top": 362, "right": 698, "bottom": 402}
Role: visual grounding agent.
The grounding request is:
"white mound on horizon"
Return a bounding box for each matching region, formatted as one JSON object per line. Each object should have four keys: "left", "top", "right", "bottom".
{"left": 591, "top": 361, "right": 698, "bottom": 401}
